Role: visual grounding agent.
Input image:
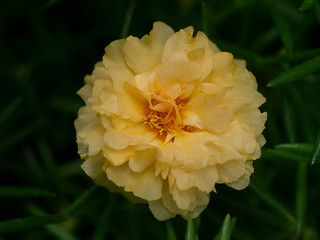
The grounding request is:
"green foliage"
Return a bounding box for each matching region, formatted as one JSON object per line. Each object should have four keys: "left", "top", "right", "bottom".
{"left": 0, "top": 0, "right": 320, "bottom": 239}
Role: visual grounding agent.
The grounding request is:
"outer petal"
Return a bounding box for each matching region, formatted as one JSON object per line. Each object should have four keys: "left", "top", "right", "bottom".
{"left": 216, "top": 160, "right": 246, "bottom": 183}
{"left": 171, "top": 167, "right": 218, "bottom": 192}
{"left": 235, "top": 108, "right": 267, "bottom": 135}
{"left": 149, "top": 199, "right": 176, "bottom": 221}
{"left": 106, "top": 163, "right": 163, "bottom": 201}
{"left": 124, "top": 22, "right": 175, "bottom": 74}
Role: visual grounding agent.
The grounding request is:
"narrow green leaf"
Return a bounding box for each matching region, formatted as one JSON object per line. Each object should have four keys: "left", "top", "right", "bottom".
{"left": 0, "top": 214, "right": 68, "bottom": 234}
{"left": 213, "top": 214, "right": 233, "bottom": 240}
{"left": 295, "top": 163, "right": 307, "bottom": 235}
{"left": 267, "top": 148, "right": 310, "bottom": 163}
{"left": 282, "top": 97, "right": 296, "bottom": 142}
{"left": 0, "top": 187, "right": 55, "bottom": 198}
{"left": 201, "top": 1, "right": 209, "bottom": 35}
{"left": 46, "top": 224, "right": 78, "bottom": 240}
{"left": 185, "top": 219, "right": 195, "bottom": 240}
{"left": 166, "top": 221, "right": 177, "bottom": 240}
{"left": 267, "top": 0, "right": 293, "bottom": 56}
{"left": 311, "top": 130, "right": 320, "bottom": 165}
{"left": 0, "top": 97, "right": 22, "bottom": 128}
{"left": 275, "top": 143, "right": 313, "bottom": 154}
{"left": 92, "top": 194, "right": 115, "bottom": 240}
{"left": 121, "top": 0, "right": 136, "bottom": 38}
{"left": 24, "top": 147, "right": 46, "bottom": 186}
{"left": 66, "top": 185, "right": 98, "bottom": 216}
{"left": 299, "top": 0, "right": 317, "bottom": 11}
{"left": 267, "top": 55, "right": 320, "bottom": 87}
{"left": 250, "top": 183, "right": 295, "bottom": 223}
{"left": 313, "top": 2, "right": 320, "bottom": 24}
{"left": 0, "top": 119, "right": 45, "bottom": 153}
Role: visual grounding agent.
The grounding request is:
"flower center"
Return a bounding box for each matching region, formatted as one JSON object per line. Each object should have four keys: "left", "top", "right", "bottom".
{"left": 143, "top": 92, "right": 194, "bottom": 136}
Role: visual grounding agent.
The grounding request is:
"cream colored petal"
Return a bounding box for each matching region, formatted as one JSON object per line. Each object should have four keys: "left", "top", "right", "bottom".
{"left": 216, "top": 159, "right": 246, "bottom": 183}
{"left": 197, "top": 96, "right": 234, "bottom": 133}
{"left": 77, "top": 83, "right": 92, "bottom": 104}
{"left": 75, "top": 107, "right": 101, "bottom": 140}
{"left": 229, "top": 160, "right": 254, "bottom": 190}
{"left": 103, "top": 125, "right": 130, "bottom": 150}
{"left": 103, "top": 118, "right": 157, "bottom": 150}
{"left": 207, "top": 52, "right": 234, "bottom": 86}
{"left": 134, "top": 69, "right": 157, "bottom": 99}
{"left": 218, "top": 86, "right": 264, "bottom": 112}
{"left": 81, "top": 151, "right": 106, "bottom": 180}
{"left": 157, "top": 51, "right": 202, "bottom": 89}
{"left": 182, "top": 204, "right": 208, "bottom": 220}
{"left": 103, "top": 39, "right": 127, "bottom": 68}
{"left": 200, "top": 83, "right": 226, "bottom": 95}
{"left": 84, "top": 126, "right": 105, "bottom": 157}
{"left": 148, "top": 199, "right": 176, "bottom": 221}
{"left": 129, "top": 147, "right": 156, "bottom": 173}
{"left": 106, "top": 163, "right": 162, "bottom": 201}
{"left": 124, "top": 22, "right": 175, "bottom": 74}
{"left": 161, "top": 132, "right": 214, "bottom": 169}
{"left": 162, "top": 26, "right": 194, "bottom": 62}
{"left": 103, "top": 146, "right": 135, "bottom": 166}
{"left": 235, "top": 108, "right": 267, "bottom": 135}
{"left": 171, "top": 167, "right": 218, "bottom": 192}
{"left": 219, "top": 121, "right": 257, "bottom": 154}
{"left": 169, "top": 183, "right": 209, "bottom": 211}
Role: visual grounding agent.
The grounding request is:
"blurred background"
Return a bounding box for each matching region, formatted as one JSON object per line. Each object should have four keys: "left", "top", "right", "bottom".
{"left": 0, "top": 0, "right": 319, "bottom": 239}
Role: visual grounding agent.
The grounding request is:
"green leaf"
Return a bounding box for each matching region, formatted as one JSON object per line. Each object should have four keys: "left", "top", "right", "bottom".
{"left": 0, "top": 186, "right": 55, "bottom": 198}
{"left": 166, "top": 221, "right": 177, "bottom": 240}
{"left": 275, "top": 143, "right": 313, "bottom": 154}
{"left": 0, "top": 119, "right": 46, "bottom": 153}
{"left": 121, "top": 0, "right": 136, "bottom": 38}
{"left": 313, "top": 2, "right": 320, "bottom": 24}
{"left": 66, "top": 185, "right": 98, "bottom": 216}
{"left": 201, "top": 1, "right": 209, "bottom": 35}
{"left": 213, "top": 214, "right": 233, "bottom": 240}
{"left": 282, "top": 97, "right": 296, "bottom": 142}
{"left": 0, "top": 214, "right": 68, "bottom": 234}
{"left": 299, "top": 0, "right": 317, "bottom": 11}
{"left": 267, "top": 0, "right": 293, "bottom": 56}
{"left": 185, "top": 219, "right": 195, "bottom": 240}
{"left": 45, "top": 224, "right": 78, "bottom": 240}
{"left": 311, "top": 130, "right": 320, "bottom": 165}
{"left": 266, "top": 148, "right": 310, "bottom": 163}
{"left": 0, "top": 97, "right": 22, "bottom": 128}
{"left": 295, "top": 163, "right": 307, "bottom": 235}
{"left": 92, "top": 194, "right": 116, "bottom": 240}
{"left": 267, "top": 55, "right": 320, "bottom": 87}
{"left": 250, "top": 183, "right": 295, "bottom": 223}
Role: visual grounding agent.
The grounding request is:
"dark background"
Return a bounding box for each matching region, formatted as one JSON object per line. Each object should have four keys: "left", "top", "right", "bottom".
{"left": 0, "top": 0, "right": 320, "bottom": 239}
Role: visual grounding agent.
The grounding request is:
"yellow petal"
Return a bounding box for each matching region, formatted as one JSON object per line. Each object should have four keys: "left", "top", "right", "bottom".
{"left": 129, "top": 147, "right": 157, "bottom": 172}
{"left": 148, "top": 199, "right": 176, "bottom": 221}
{"left": 103, "top": 39, "right": 127, "bottom": 68}
{"left": 124, "top": 22, "right": 175, "bottom": 74}
{"left": 229, "top": 160, "right": 254, "bottom": 190}
{"left": 235, "top": 108, "right": 267, "bottom": 135}
{"left": 162, "top": 26, "right": 194, "bottom": 62}
{"left": 106, "top": 163, "right": 163, "bottom": 201}
{"left": 171, "top": 167, "right": 218, "bottom": 192}
{"left": 157, "top": 51, "right": 202, "bottom": 89}
{"left": 216, "top": 160, "right": 246, "bottom": 183}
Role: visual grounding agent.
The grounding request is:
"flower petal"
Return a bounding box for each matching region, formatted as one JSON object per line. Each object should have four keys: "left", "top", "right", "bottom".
{"left": 124, "top": 22, "right": 175, "bottom": 74}
{"left": 216, "top": 160, "right": 246, "bottom": 183}
{"left": 171, "top": 167, "right": 218, "bottom": 192}
{"left": 106, "top": 163, "right": 163, "bottom": 201}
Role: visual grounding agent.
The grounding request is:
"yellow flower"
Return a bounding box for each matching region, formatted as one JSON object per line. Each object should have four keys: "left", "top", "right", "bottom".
{"left": 74, "top": 21, "right": 267, "bottom": 220}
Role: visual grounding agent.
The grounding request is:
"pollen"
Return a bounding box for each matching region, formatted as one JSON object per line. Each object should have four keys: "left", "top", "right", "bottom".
{"left": 143, "top": 92, "right": 193, "bottom": 136}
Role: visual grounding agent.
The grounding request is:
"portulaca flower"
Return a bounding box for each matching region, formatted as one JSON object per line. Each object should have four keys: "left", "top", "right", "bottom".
{"left": 74, "top": 21, "right": 267, "bottom": 220}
